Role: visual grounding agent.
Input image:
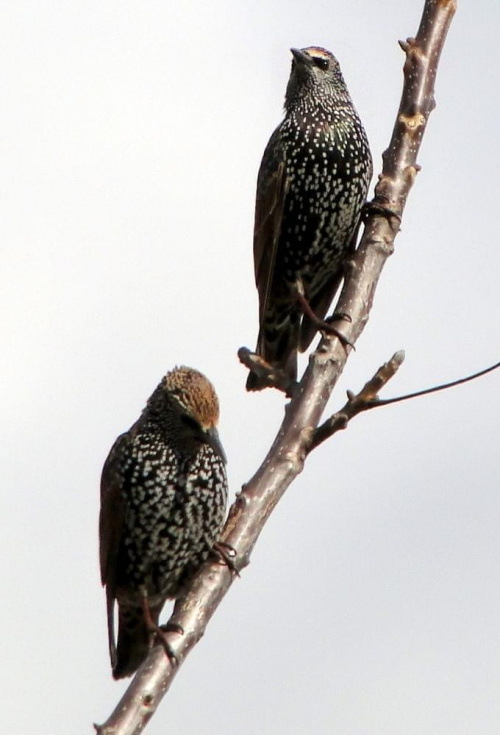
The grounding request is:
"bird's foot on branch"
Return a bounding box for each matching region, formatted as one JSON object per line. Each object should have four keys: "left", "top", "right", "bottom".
{"left": 362, "top": 199, "right": 402, "bottom": 226}
{"left": 153, "top": 621, "right": 184, "bottom": 666}
{"left": 161, "top": 621, "right": 185, "bottom": 636}
{"left": 322, "top": 314, "right": 355, "bottom": 350}
{"left": 141, "top": 594, "right": 181, "bottom": 666}
{"left": 322, "top": 311, "right": 356, "bottom": 348}
{"left": 294, "top": 286, "right": 354, "bottom": 350}
{"left": 212, "top": 540, "right": 241, "bottom": 577}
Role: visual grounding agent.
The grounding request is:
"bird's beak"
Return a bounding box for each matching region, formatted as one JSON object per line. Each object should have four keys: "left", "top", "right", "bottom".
{"left": 290, "top": 48, "right": 312, "bottom": 67}
{"left": 205, "top": 427, "right": 227, "bottom": 465}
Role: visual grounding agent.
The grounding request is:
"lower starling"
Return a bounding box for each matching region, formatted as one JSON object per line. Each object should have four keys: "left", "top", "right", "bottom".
{"left": 246, "top": 46, "right": 373, "bottom": 390}
{"left": 99, "top": 366, "right": 228, "bottom": 679}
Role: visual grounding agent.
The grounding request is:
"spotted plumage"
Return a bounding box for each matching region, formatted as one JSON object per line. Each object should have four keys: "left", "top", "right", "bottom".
{"left": 247, "top": 46, "right": 373, "bottom": 390}
{"left": 99, "top": 366, "right": 228, "bottom": 678}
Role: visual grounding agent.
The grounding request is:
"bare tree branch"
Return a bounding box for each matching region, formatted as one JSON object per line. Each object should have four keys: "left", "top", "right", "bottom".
{"left": 95, "top": 1, "right": 457, "bottom": 732}
{"left": 238, "top": 346, "right": 296, "bottom": 395}
{"left": 312, "top": 357, "right": 500, "bottom": 449}
{"left": 309, "top": 350, "right": 406, "bottom": 451}
{"left": 375, "top": 359, "right": 500, "bottom": 407}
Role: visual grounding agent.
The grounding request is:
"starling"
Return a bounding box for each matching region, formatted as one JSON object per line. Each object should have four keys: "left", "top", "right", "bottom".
{"left": 99, "top": 366, "right": 228, "bottom": 679}
{"left": 246, "top": 46, "right": 373, "bottom": 390}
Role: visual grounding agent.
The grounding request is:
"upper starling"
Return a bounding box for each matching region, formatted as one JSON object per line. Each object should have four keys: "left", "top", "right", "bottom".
{"left": 99, "top": 366, "right": 228, "bottom": 679}
{"left": 246, "top": 46, "right": 373, "bottom": 390}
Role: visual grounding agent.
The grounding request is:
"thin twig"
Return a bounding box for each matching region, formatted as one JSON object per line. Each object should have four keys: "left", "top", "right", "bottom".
{"left": 311, "top": 357, "right": 499, "bottom": 450}
{"left": 375, "top": 359, "right": 500, "bottom": 406}
{"left": 309, "top": 350, "right": 405, "bottom": 451}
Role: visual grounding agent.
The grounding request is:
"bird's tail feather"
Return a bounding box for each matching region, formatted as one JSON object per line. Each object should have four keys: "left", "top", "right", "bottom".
{"left": 112, "top": 602, "right": 159, "bottom": 679}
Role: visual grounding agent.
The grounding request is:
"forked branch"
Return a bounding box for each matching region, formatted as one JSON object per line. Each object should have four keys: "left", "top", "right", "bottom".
{"left": 310, "top": 356, "right": 500, "bottom": 451}
{"left": 309, "top": 350, "right": 406, "bottom": 451}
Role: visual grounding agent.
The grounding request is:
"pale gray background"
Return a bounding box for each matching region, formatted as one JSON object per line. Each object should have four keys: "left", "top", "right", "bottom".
{"left": 2, "top": 2, "right": 499, "bottom": 733}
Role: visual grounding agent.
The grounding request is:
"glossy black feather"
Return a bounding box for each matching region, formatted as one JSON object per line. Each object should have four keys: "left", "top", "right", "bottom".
{"left": 247, "top": 47, "right": 372, "bottom": 390}
{"left": 99, "top": 367, "right": 228, "bottom": 678}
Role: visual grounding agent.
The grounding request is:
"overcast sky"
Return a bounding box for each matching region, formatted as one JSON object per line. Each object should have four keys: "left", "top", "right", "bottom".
{"left": 2, "top": 1, "right": 499, "bottom": 734}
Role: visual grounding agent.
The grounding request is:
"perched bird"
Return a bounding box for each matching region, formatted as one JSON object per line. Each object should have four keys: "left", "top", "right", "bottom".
{"left": 247, "top": 46, "right": 372, "bottom": 390}
{"left": 99, "top": 366, "right": 228, "bottom": 679}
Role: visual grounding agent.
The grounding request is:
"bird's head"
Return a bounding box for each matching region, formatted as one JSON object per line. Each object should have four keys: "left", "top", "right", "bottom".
{"left": 285, "top": 46, "right": 349, "bottom": 110}
{"left": 160, "top": 366, "right": 226, "bottom": 463}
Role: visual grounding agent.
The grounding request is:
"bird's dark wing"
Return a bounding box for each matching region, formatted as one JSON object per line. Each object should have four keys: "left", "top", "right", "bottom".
{"left": 99, "top": 431, "right": 131, "bottom": 588}
{"left": 299, "top": 220, "right": 358, "bottom": 352}
{"left": 253, "top": 127, "right": 289, "bottom": 326}
{"left": 99, "top": 426, "right": 136, "bottom": 667}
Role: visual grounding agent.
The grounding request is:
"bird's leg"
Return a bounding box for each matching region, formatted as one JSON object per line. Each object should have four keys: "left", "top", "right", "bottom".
{"left": 327, "top": 311, "right": 352, "bottom": 324}
{"left": 293, "top": 282, "right": 355, "bottom": 350}
{"left": 160, "top": 620, "right": 185, "bottom": 635}
{"left": 140, "top": 591, "right": 181, "bottom": 665}
{"left": 323, "top": 311, "right": 356, "bottom": 344}
{"left": 362, "top": 200, "right": 401, "bottom": 226}
{"left": 212, "top": 540, "right": 240, "bottom": 576}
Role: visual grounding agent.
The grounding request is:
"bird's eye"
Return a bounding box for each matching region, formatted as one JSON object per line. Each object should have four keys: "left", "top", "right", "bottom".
{"left": 313, "top": 57, "right": 329, "bottom": 71}
{"left": 181, "top": 415, "right": 199, "bottom": 432}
